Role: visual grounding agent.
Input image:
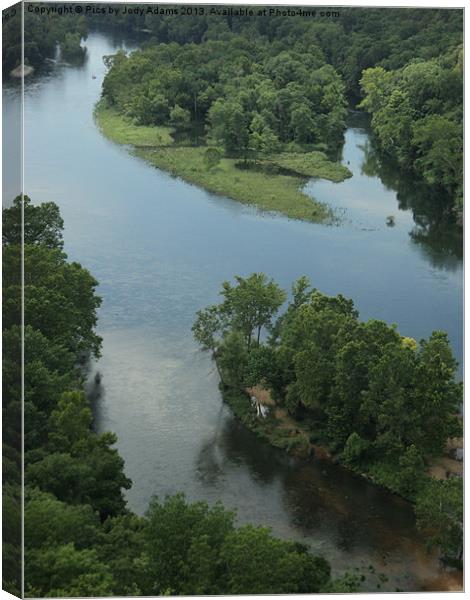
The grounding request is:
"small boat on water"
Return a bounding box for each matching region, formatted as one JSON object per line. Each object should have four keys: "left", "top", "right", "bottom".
{"left": 92, "top": 74, "right": 97, "bottom": 79}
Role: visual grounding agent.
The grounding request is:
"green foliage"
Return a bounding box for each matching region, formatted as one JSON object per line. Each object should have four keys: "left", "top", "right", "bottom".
{"left": 25, "top": 489, "right": 100, "bottom": 550}
{"left": 193, "top": 272, "right": 463, "bottom": 551}
{"left": 360, "top": 52, "right": 462, "bottom": 215}
{"left": 97, "top": 514, "right": 150, "bottom": 596}
{"left": 102, "top": 38, "right": 348, "bottom": 158}
{"left": 245, "top": 344, "right": 277, "bottom": 387}
{"left": 203, "top": 147, "right": 222, "bottom": 170}
{"left": 25, "top": 543, "right": 114, "bottom": 598}
{"left": 3, "top": 195, "right": 64, "bottom": 249}
{"left": 144, "top": 494, "right": 335, "bottom": 595}
{"left": 220, "top": 273, "right": 287, "bottom": 347}
{"left": 323, "top": 572, "right": 362, "bottom": 592}
{"left": 145, "top": 493, "right": 235, "bottom": 595}
{"left": 415, "top": 477, "right": 463, "bottom": 560}
{"left": 217, "top": 331, "right": 249, "bottom": 388}
{"left": 2, "top": 484, "right": 21, "bottom": 596}
{"left": 26, "top": 435, "right": 131, "bottom": 520}
{"left": 220, "top": 525, "right": 331, "bottom": 594}
{"left": 60, "top": 32, "right": 86, "bottom": 63}
{"left": 169, "top": 104, "right": 191, "bottom": 130}
{"left": 192, "top": 305, "right": 224, "bottom": 352}
{"left": 396, "top": 445, "right": 426, "bottom": 497}
{"left": 341, "top": 433, "right": 371, "bottom": 466}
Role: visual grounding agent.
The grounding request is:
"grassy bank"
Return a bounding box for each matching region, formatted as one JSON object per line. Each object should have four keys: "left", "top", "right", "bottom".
{"left": 135, "top": 146, "right": 331, "bottom": 222}
{"left": 94, "top": 102, "right": 174, "bottom": 147}
{"left": 271, "top": 152, "right": 352, "bottom": 182}
{"left": 94, "top": 103, "right": 351, "bottom": 224}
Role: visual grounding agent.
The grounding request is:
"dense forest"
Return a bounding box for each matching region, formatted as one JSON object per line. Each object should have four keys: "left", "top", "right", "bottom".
{"left": 2, "top": 198, "right": 357, "bottom": 596}
{"left": 101, "top": 37, "right": 348, "bottom": 155}
{"left": 2, "top": 7, "right": 87, "bottom": 74}
{"left": 94, "top": 5, "right": 463, "bottom": 217}
{"left": 193, "top": 274, "right": 463, "bottom": 562}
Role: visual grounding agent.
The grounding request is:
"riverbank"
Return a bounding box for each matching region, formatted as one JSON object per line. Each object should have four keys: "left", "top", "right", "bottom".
{"left": 222, "top": 383, "right": 462, "bottom": 504}
{"left": 10, "top": 64, "right": 34, "bottom": 77}
{"left": 94, "top": 103, "right": 352, "bottom": 223}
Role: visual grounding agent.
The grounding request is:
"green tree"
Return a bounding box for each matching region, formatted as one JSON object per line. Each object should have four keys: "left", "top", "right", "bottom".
{"left": 3, "top": 195, "right": 64, "bottom": 249}
{"left": 2, "top": 244, "right": 102, "bottom": 357}
{"left": 25, "top": 543, "right": 114, "bottom": 598}
{"left": 220, "top": 273, "right": 286, "bottom": 347}
{"left": 203, "top": 147, "right": 222, "bottom": 170}
{"left": 169, "top": 104, "right": 191, "bottom": 130}
{"left": 415, "top": 477, "right": 463, "bottom": 560}
{"left": 341, "top": 432, "right": 371, "bottom": 466}
{"left": 145, "top": 493, "right": 235, "bottom": 595}
{"left": 25, "top": 489, "right": 100, "bottom": 550}
{"left": 98, "top": 514, "right": 150, "bottom": 596}
{"left": 412, "top": 115, "right": 462, "bottom": 195}
{"left": 220, "top": 525, "right": 331, "bottom": 594}
{"left": 395, "top": 444, "right": 426, "bottom": 497}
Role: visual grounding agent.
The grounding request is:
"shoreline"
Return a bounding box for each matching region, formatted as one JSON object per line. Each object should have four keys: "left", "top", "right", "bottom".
{"left": 94, "top": 102, "right": 352, "bottom": 224}
{"left": 222, "top": 383, "right": 463, "bottom": 508}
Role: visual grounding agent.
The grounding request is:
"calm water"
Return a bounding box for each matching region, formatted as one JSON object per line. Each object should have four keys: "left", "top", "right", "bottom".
{"left": 7, "top": 31, "right": 463, "bottom": 591}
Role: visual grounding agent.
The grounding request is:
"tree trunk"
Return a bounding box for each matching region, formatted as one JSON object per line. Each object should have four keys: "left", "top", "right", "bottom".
{"left": 212, "top": 351, "right": 224, "bottom": 384}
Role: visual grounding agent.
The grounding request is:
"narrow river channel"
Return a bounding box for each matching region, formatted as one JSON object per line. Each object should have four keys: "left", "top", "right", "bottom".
{"left": 5, "top": 31, "right": 463, "bottom": 591}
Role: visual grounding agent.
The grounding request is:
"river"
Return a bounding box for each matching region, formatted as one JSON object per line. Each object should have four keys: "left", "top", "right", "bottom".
{"left": 5, "top": 31, "right": 463, "bottom": 591}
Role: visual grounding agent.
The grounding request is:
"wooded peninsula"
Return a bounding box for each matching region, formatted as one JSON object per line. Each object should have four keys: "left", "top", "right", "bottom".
{"left": 93, "top": 7, "right": 462, "bottom": 222}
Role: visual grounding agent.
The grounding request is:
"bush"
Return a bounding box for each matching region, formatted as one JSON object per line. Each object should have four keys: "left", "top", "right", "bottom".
{"left": 341, "top": 432, "right": 370, "bottom": 465}
{"left": 203, "top": 147, "right": 222, "bottom": 170}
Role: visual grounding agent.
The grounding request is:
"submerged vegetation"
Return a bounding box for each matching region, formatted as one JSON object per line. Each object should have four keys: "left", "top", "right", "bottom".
{"left": 193, "top": 273, "right": 463, "bottom": 562}
{"left": 2, "top": 198, "right": 357, "bottom": 596}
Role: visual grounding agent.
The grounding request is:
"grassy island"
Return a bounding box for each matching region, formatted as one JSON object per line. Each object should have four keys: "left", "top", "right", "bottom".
{"left": 96, "top": 36, "right": 355, "bottom": 224}
{"left": 95, "top": 104, "right": 351, "bottom": 223}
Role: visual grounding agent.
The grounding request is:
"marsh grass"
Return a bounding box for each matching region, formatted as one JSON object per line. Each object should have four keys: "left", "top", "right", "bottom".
{"left": 94, "top": 103, "right": 350, "bottom": 224}
{"left": 94, "top": 102, "right": 174, "bottom": 147}
{"left": 269, "top": 152, "right": 352, "bottom": 182}
{"left": 135, "top": 146, "right": 331, "bottom": 223}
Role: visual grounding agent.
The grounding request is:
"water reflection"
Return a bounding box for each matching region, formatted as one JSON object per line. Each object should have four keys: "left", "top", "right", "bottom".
{"left": 194, "top": 408, "right": 440, "bottom": 590}
{"left": 355, "top": 115, "right": 462, "bottom": 268}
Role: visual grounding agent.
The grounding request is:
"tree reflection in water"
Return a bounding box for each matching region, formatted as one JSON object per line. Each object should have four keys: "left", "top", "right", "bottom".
{"left": 359, "top": 132, "right": 462, "bottom": 270}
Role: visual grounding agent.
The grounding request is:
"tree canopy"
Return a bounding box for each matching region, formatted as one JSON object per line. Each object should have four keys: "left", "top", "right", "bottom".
{"left": 193, "top": 274, "right": 463, "bottom": 558}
